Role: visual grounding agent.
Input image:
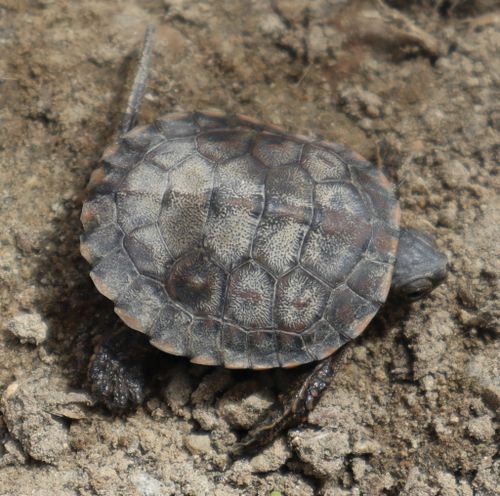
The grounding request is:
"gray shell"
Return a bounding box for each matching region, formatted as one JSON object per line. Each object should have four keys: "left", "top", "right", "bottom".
{"left": 81, "top": 111, "right": 400, "bottom": 369}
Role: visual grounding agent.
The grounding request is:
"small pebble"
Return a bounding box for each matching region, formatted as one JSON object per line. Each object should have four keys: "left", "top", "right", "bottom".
{"left": 467, "top": 415, "right": 495, "bottom": 442}
{"left": 439, "top": 160, "right": 470, "bottom": 189}
{"left": 292, "top": 430, "right": 350, "bottom": 478}
{"left": 6, "top": 312, "right": 48, "bottom": 345}
{"left": 219, "top": 383, "right": 275, "bottom": 430}
{"left": 131, "top": 471, "right": 176, "bottom": 496}
{"left": 184, "top": 433, "right": 212, "bottom": 455}
{"left": 250, "top": 437, "right": 291, "bottom": 473}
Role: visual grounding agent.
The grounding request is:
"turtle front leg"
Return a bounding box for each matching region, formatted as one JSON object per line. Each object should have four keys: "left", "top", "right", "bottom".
{"left": 231, "top": 343, "right": 351, "bottom": 456}
{"left": 88, "top": 327, "right": 154, "bottom": 412}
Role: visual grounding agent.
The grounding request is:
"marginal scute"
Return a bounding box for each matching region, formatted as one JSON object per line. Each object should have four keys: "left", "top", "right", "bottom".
{"left": 80, "top": 223, "right": 124, "bottom": 264}
{"left": 196, "top": 129, "right": 254, "bottom": 162}
{"left": 121, "top": 123, "right": 164, "bottom": 153}
{"left": 102, "top": 143, "right": 142, "bottom": 169}
{"left": 324, "top": 285, "right": 379, "bottom": 339}
{"left": 353, "top": 167, "right": 399, "bottom": 227}
{"left": 225, "top": 261, "right": 275, "bottom": 329}
{"left": 248, "top": 330, "right": 279, "bottom": 369}
{"left": 221, "top": 324, "right": 249, "bottom": 368}
{"left": 236, "top": 114, "right": 286, "bottom": 134}
{"left": 347, "top": 258, "right": 392, "bottom": 304}
{"left": 90, "top": 249, "right": 139, "bottom": 301}
{"left": 277, "top": 332, "right": 313, "bottom": 368}
{"left": 366, "top": 219, "right": 399, "bottom": 264}
{"left": 114, "top": 277, "right": 166, "bottom": 333}
{"left": 155, "top": 113, "right": 200, "bottom": 138}
{"left": 302, "top": 319, "right": 349, "bottom": 361}
{"left": 87, "top": 167, "right": 106, "bottom": 189}
{"left": 195, "top": 111, "right": 231, "bottom": 129}
{"left": 80, "top": 194, "right": 116, "bottom": 229}
{"left": 320, "top": 141, "right": 372, "bottom": 171}
{"left": 87, "top": 165, "right": 127, "bottom": 195}
{"left": 235, "top": 114, "right": 265, "bottom": 129}
{"left": 188, "top": 319, "right": 222, "bottom": 365}
{"left": 149, "top": 304, "right": 192, "bottom": 356}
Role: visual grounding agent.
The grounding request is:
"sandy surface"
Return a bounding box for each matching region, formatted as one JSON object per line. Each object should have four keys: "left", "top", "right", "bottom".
{"left": 0, "top": 1, "right": 498, "bottom": 495}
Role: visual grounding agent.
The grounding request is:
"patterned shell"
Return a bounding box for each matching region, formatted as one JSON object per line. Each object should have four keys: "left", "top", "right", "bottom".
{"left": 81, "top": 111, "right": 401, "bottom": 369}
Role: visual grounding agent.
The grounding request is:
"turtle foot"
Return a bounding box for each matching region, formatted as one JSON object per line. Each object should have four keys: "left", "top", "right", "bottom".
{"left": 231, "top": 343, "right": 351, "bottom": 456}
{"left": 88, "top": 328, "right": 150, "bottom": 412}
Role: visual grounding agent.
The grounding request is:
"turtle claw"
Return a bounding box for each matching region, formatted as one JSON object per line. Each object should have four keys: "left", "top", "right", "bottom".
{"left": 230, "top": 413, "right": 297, "bottom": 456}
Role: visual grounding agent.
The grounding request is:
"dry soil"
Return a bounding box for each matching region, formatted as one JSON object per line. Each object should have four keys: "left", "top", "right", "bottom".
{"left": 0, "top": 1, "right": 498, "bottom": 495}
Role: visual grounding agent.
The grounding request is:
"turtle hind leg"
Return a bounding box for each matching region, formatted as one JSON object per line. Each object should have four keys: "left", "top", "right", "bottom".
{"left": 230, "top": 343, "right": 351, "bottom": 456}
{"left": 120, "top": 24, "right": 155, "bottom": 135}
{"left": 88, "top": 327, "right": 155, "bottom": 412}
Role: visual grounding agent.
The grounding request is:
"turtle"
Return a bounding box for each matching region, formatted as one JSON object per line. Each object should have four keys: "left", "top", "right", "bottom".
{"left": 80, "top": 26, "right": 448, "bottom": 454}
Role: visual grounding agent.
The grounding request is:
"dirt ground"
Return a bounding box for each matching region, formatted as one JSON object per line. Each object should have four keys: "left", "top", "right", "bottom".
{"left": 0, "top": 1, "right": 498, "bottom": 495}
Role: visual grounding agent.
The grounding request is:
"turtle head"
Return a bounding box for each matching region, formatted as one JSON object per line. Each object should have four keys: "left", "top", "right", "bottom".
{"left": 391, "top": 228, "right": 448, "bottom": 301}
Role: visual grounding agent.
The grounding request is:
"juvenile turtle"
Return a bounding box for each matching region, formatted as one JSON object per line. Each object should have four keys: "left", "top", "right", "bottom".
{"left": 80, "top": 27, "right": 448, "bottom": 453}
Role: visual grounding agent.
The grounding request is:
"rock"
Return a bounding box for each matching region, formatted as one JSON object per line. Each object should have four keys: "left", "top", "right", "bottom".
{"left": 163, "top": 365, "right": 193, "bottom": 418}
{"left": 352, "top": 436, "right": 381, "bottom": 456}
{"left": 1, "top": 373, "right": 92, "bottom": 464}
{"left": 192, "top": 406, "right": 226, "bottom": 432}
{"left": 89, "top": 465, "right": 133, "bottom": 495}
{"left": 1, "top": 378, "right": 69, "bottom": 463}
{"left": 5, "top": 312, "right": 48, "bottom": 345}
{"left": 407, "top": 310, "right": 455, "bottom": 381}
{"left": 467, "top": 415, "right": 495, "bottom": 442}
{"left": 436, "top": 471, "right": 473, "bottom": 496}
{"left": 249, "top": 437, "right": 291, "bottom": 473}
{"left": 218, "top": 381, "right": 275, "bottom": 430}
{"left": 439, "top": 159, "right": 471, "bottom": 189}
{"left": 307, "top": 25, "right": 328, "bottom": 61}
{"left": 292, "top": 429, "right": 350, "bottom": 478}
{"left": 472, "top": 461, "right": 500, "bottom": 496}
{"left": 321, "top": 481, "right": 352, "bottom": 496}
{"left": 12, "top": 226, "right": 42, "bottom": 254}
{"left": 401, "top": 467, "right": 435, "bottom": 496}
{"left": 259, "top": 13, "right": 286, "bottom": 37}
{"left": 191, "top": 369, "right": 232, "bottom": 405}
{"left": 339, "top": 86, "right": 384, "bottom": 120}
{"left": 131, "top": 471, "right": 176, "bottom": 496}
{"left": 438, "top": 202, "right": 458, "bottom": 227}
{"left": 351, "top": 457, "right": 368, "bottom": 482}
{"left": 184, "top": 433, "right": 212, "bottom": 456}
{"left": 1, "top": 437, "right": 29, "bottom": 466}
{"left": 466, "top": 354, "right": 500, "bottom": 410}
